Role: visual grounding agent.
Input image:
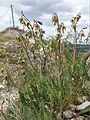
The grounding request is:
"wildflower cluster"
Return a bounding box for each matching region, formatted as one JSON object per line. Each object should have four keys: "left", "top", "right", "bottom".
{"left": 1, "top": 12, "right": 90, "bottom": 120}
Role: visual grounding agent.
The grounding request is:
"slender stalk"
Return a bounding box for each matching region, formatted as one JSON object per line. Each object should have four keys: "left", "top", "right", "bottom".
{"left": 20, "top": 34, "right": 36, "bottom": 72}
{"left": 21, "top": 11, "right": 42, "bottom": 61}
{"left": 73, "top": 30, "right": 77, "bottom": 64}
{"left": 58, "top": 39, "right": 61, "bottom": 73}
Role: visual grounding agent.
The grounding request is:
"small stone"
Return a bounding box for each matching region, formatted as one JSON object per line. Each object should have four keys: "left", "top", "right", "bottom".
{"left": 77, "top": 97, "right": 83, "bottom": 103}
{"left": 76, "top": 101, "right": 90, "bottom": 111}
{"left": 71, "top": 118, "right": 76, "bottom": 120}
{"left": 69, "top": 104, "right": 77, "bottom": 111}
{"left": 0, "top": 84, "right": 5, "bottom": 89}
{"left": 76, "top": 116, "right": 85, "bottom": 120}
{"left": 57, "top": 112, "right": 62, "bottom": 120}
{"left": 87, "top": 116, "right": 90, "bottom": 120}
{"left": 82, "top": 96, "right": 88, "bottom": 101}
{"left": 63, "top": 110, "right": 74, "bottom": 119}
{"left": 77, "top": 96, "right": 87, "bottom": 104}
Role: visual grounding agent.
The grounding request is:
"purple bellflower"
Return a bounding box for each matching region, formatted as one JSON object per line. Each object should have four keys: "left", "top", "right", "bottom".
{"left": 42, "top": 29, "right": 45, "bottom": 34}
{"left": 37, "top": 20, "right": 43, "bottom": 25}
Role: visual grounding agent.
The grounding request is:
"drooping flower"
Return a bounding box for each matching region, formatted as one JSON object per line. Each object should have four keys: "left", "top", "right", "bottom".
{"left": 37, "top": 20, "right": 43, "bottom": 25}
{"left": 42, "top": 29, "right": 45, "bottom": 34}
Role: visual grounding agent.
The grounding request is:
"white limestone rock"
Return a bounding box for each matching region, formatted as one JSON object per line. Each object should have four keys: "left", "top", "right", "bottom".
{"left": 76, "top": 101, "right": 90, "bottom": 111}
{"left": 63, "top": 110, "right": 74, "bottom": 119}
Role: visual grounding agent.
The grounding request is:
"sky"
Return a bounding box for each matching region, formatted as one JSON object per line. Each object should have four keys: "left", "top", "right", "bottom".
{"left": 0, "top": 0, "right": 90, "bottom": 39}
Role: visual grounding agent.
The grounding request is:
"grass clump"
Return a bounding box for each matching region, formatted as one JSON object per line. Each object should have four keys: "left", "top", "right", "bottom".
{"left": 1, "top": 12, "right": 90, "bottom": 120}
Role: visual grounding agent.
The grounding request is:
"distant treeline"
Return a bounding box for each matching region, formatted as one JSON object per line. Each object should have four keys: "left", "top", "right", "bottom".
{"left": 67, "top": 43, "right": 90, "bottom": 52}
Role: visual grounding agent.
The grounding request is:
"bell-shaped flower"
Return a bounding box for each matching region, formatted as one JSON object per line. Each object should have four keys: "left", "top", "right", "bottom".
{"left": 37, "top": 20, "right": 43, "bottom": 25}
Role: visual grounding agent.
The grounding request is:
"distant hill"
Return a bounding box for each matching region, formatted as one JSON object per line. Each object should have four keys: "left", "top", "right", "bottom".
{"left": 0, "top": 27, "right": 24, "bottom": 42}
{"left": 77, "top": 44, "right": 90, "bottom": 52}
{"left": 67, "top": 42, "right": 90, "bottom": 52}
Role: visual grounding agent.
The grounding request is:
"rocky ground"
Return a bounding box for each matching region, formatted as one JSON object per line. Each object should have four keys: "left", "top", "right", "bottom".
{"left": 0, "top": 83, "right": 90, "bottom": 120}
{"left": 0, "top": 85, "right": 19, "bottom": 111}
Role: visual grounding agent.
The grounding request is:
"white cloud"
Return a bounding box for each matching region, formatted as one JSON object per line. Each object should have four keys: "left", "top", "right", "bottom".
{"left": 0, "top": 0, "right": 89, "bottom": 41}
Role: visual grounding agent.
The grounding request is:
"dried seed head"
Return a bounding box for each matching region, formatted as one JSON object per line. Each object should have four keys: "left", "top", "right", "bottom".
{"left": 71, "top": 13, "right": 81, "bottom": 32}
{"left": 52, "top": 13, "right": 59, "bottom": 26}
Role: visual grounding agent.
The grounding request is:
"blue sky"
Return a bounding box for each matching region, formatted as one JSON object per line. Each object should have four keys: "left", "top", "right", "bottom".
{"left": 0, "top": 0, "right": 90, "bottom": 39}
